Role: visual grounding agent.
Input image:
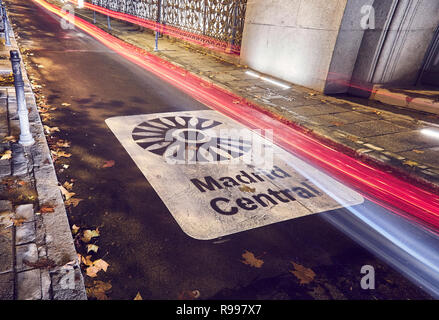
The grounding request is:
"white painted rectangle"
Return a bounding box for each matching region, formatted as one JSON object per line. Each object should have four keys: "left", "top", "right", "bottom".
{"left": 106, "top": 110, "right": 364, "bottom": 240}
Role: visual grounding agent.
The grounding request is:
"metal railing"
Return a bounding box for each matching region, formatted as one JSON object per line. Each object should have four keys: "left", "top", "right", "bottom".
{"left": 90, "top": 0, "right": 247, "bottom": 50}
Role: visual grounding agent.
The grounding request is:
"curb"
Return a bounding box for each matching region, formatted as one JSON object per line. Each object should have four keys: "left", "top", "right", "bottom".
{"left": 5, "top": 8, "right": 86, "bottom": 299}
{"left": 371, "top": 85, "right": 439, "bottom": 115}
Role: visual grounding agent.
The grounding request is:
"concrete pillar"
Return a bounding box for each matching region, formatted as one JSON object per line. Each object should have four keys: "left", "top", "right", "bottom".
{"left": 350, "top": 0, "right": 439, "bottom": 95}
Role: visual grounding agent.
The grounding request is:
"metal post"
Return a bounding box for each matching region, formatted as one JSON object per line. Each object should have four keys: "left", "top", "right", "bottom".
{"left": 107, "top": 15, "right": 111, "bottom": 30}
{"left": 3, "top": 6, "right": 10, "bottom": 46}
{"left": 154, "top": 0, "right": 162, "bottom": 51}
{"left": 93, "top": 10, "right": 96, "bottom": 24}
{"left": 10, "top": 51, "right": 34, "bottom": 146}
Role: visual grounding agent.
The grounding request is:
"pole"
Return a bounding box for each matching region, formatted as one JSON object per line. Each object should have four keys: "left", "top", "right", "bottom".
{"left": 154, "top": 0, "right": 162, "bottom": 51}
{"left": 93, "top": 10, "right": 96, "bottom": 24}
{"left": 107, "top": 15, "right": 111, "bottom": 30}
{"left": 10, "top": 51, "right": 34, "bottom": 146}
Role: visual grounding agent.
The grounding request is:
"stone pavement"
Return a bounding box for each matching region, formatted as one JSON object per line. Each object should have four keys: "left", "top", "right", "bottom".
{"left": 0, "top": 8, "right": 86, "bottom": 300}
{"left": 64, "top": 3, "right": 439, "bottom": 193}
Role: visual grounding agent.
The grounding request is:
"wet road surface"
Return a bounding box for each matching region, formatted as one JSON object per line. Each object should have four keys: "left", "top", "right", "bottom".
{"left": 6, "top": 0, "right": 437, "bottom": 299}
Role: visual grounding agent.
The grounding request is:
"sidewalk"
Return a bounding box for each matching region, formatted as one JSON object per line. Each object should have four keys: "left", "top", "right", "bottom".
{"left": 63, "top": 3, "right": 439, "bottom": 193}
{"left": 0, "top": 9, "right": 86, "bottom": 299}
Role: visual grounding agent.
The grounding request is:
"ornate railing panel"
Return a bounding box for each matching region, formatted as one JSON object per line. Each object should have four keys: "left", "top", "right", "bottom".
{"left": 90, "top": 0, "right": 247, "bottom": 48}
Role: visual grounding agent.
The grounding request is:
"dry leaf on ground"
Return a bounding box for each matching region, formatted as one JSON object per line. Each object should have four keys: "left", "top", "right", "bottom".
{"left": 2, "top": 136, "right": 16, "bottom": 143}
{"left": 86, "top": 280, "right": 112, "bottom": 300}
{"left": 0, "top": 150, "right": 12, "bottom": 160}
{"left": 12, "top": 217, "right": 26, "bottom": 226}
{"left": 59, "top": 185, "right": 75, "bottom": 200}
{"left": 65, "top": 198, "right": 83, "bottom": 207}
{"left": 86, "top": 259, "right": 109, "bottom": 278}
{"left": 403, "top": 160, "right": 418, "bottom": 167}
{"left": 72, "top": 224, "right": 80, "bottom": 235}
{"left": 63, "top": 181, "right": 73, "bottom": 190}
{"left": 40, "top": 205, "right": 55, "bottom": 214}
{"left": 87, "top": 244, "right": 99, "bottom": 253}
{"left": 102, "top": 160, "right": 115, "bottom": 168}
{"left": 289, "top": 262, "right": 316, "bottom": 285}
{"left": 81, "top": 229, "right": 100, "bottom": 243}
{"left": 134, "top": 292, "right": 143, "bottom": 300}
{"left": 44, "top": 125, "right": 60, "bottom": 135}
{"left": 241, "top": 250, "right": 264, "bottom": 268}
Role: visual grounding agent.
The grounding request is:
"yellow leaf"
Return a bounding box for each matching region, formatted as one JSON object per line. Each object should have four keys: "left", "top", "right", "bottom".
{"left": 403, "top": 160, "right": 418, "bottom": 167}
{"left": 241, "top": 250, "right": 264, "bottom": 268}
{"left": 0, "top": 150, "right": 12, "bottom": 160}
{"left": 87, "top": 244, "right": 99, "bottom": 253}
{"left": 289, "top": 262, "right": 316, "bottom": 285}
{"left": 2, "top": 136, "right": 16, "bottom": 143}
{"left": 81, "top": 229, "right": 100, "bottom": 243}
{"left": 86, "top": 259, "right": 109, "bottom": 277}
{"left": 134, "top": 292, "right": 143, "bottom": 300}
{"left": 59, "top": 185, "right": 75, "bottom": 200}
{"left": 65, "top": 198, "right": 83, "bottom": 207}
{"left": 72, "top": 224, "right": 80, "bottom": 235}
{"left": 239, "top": 185, "right": 256, "bottom": 193}
{"left": 86, "top": 281, "right": 112, "bottom": 300}
{"left": 63, "top": 181, "right": 73, "bottom": 190}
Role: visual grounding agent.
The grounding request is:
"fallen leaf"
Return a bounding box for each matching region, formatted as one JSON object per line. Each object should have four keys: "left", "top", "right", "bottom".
{"left": 0, "top": 150, "right": 12, "bottom": 160}
{"left": 81, "top": 229, "right": 100, "bottom": 243}
{"left": 87, "top": 244, "right": 99, "bottom": 253}
{"left": 241, "top": 250, "right": 264, "bottom": 268}
{"left": 86, "top": 259, "right": 109, "bottom": 277}
{"left": 412, "top": 149, "right": 425, "bottom": 154}
{"left": 86, "top": 280, "right": 112, "bottom": 300}
{"left": 65, "top": 198, "right": 83, "bottom": 207}
{"left": 80, "top": 255, "right": 94, "bottom": 266}
{"left": 63, "top": 181, "right": 73, "bottom": 190}
{"left": 44, "top": 125, "right": 60, "bottom": 135}
{"left": 403, "top": 160, "right": 418, "bottom": 167}
{"left": 52, "top": 150, "right": 71, "bottom": 158}
{"left": 12, "top": 217, "right": 26, "bottom": 226}
{"left": 239, "top": 185, "right": 256, "bottom": 193}
{"left": 134, "top": 292, "right": 143, "bottom": 300}
{"left": 61, "top": 102, "right": 71, "bottom": 107}
{"left": 102, "top": 160, "right": 115, "bottom": 168}
{"left": 59, "top": 185, "right": 75, "bottom": 200}
{"left": 40, "top": 205, "right": 55, "bottom": 214}
{"left": 178, "top": 290, "right": 200, "bottom": 300}
{"left": 290, "top": 262, "right": 316, "bottom": 285}
{"left": 56, "top": 140, "right": 71, "bottom": 148}
{"left": 72, "top": 224, "right": 80, "bottom": 235}
{"left": 2, "top": 136, "right": 16, "bottom": 143}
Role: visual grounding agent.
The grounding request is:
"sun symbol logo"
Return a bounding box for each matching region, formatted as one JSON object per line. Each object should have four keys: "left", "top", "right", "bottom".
{"left": 131, "top": 116, "right": 253, "bottom": 163}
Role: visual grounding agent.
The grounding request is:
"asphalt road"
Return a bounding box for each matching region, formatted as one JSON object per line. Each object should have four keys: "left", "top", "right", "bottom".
{"left": 6, "top": 0, "right": 437, "bottom": 299}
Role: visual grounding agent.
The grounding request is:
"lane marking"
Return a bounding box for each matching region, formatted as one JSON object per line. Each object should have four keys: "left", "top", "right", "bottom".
{"left": 106, "top": 111, "right": 364, "bottom": 240}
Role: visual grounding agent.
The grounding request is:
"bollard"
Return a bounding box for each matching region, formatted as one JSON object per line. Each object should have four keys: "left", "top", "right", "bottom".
{"left": 10, "top": 51, "right": 34, "bottom": 146}
{"left": 93, "top": 10, "right": 96, "bottom": 24}
{"left": 107, "top": 15, "right": 111, "bottom": 30}
{"left": 3, "top": 6, "right": 10, "bottom": 46}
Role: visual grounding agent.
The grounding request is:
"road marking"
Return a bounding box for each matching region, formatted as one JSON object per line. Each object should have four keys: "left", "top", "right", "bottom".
{"left": 106, "top": 110, "right": 364, "bottom": 240}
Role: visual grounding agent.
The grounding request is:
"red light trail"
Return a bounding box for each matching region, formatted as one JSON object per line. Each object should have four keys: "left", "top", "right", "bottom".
{"left": 68, "top": 0, "right": 240, "bottom": 55}
{"left": 32, "top": 0, "right": 439, "bottom": 233}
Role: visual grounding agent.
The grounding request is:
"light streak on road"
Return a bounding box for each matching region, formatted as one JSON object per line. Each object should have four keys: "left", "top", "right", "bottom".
{"left": 421, "top": 128, "right": 439, "bottom": 140}
{"left": 32, "top": 0, "right": 439, "bottom": 235}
